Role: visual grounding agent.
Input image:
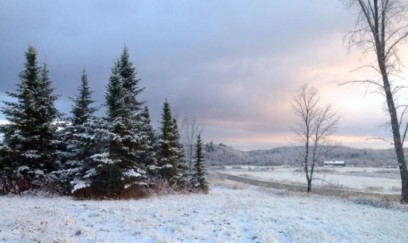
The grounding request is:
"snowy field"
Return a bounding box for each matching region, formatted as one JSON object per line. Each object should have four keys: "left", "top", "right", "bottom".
{"left": 1, "top": 184, "right": 408, "bottom": 242}
{"left": 221, "top": 166, "right": 401, "bottom": 194}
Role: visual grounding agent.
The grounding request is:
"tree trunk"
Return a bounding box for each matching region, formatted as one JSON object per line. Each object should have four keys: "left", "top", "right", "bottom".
{"left": 377, "top": 46, "right": 408, "bottom": 203}
{"left": 307, "top": 178, "right": 312, "bottom": 193}
{"left": 370, "top": 0, "right": 408, "bottom": 203}
{"left": 189, "top": 144, "right": 193, "bottom": 172}
{"left": 303, "top": 129, "right": 310, "bottom": 192}
{"left": 382, "top": 76, "right": 408, "bottom": 204}
{"left": 401, "top": 172, "right": 408, "bottom": 203}
{"left": 346, "top": 0, "right": 408, "bottom": 203}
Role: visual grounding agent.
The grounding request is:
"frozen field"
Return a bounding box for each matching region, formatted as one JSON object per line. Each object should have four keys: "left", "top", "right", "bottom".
{"left": 221, "top": 166, "right": 401, "bottom": 194}
{"left": 0, "top": 184, "right": 407, "bottom": 242}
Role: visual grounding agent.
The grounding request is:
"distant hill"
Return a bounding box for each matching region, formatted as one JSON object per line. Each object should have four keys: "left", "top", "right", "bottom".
{"left": 204, "top": 142, "right": 400, "bottom": 167}
{"left": 204, "top": 142, "right": 250, "bottom": 165}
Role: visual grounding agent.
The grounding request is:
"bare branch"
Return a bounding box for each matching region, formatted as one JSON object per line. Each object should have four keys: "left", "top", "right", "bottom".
{"left": 339, "top": 79, "right": 384, "bottom": 89}
{"left": 384, "top": 24, "right": 408, "bottom": 44}
{"left": 398, "top": 105, "right": 408, "bottom": 128}
{"left": 366, "top": 136, "right": 394, "bottom": 145}
{"left": 348, "top": 64, "right": 381, "bottom": 74}
{"left": 180, "top": 115, "right": 204, "bottom": 170}
{"left": 385, "top": 31, "right": 408, "bottom": 59}
{"left": 402, "top": 122, "right": 408, "bottom": 145}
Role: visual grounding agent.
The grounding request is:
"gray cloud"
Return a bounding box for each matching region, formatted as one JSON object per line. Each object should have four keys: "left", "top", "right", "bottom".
{"left": 0, "top": 0, "right": 398, "bottom": 150}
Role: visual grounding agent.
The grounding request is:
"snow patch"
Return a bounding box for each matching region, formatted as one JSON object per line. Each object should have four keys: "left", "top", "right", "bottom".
{"left": 0, "top": 186, "right": 406, "bottom": 242}
{"left": 123, "top": 169, "right": 141, "bottom": 178}
{"left": 71, "top": 180, "right": 89, "bottom": 193}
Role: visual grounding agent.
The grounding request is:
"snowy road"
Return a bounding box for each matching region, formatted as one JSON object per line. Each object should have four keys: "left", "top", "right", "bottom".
{"left": 223, "top": 167, "right": 401, "bottom": 194}
{"left": 0, "top": 186, "right": 407, "bottom": 242}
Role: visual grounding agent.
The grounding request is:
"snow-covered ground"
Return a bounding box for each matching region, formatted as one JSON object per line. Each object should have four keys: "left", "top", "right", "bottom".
{"left": 1, "top": 184, "right": 407, "bottom": 242}
{"left": 222, "top": 166, "right": 401, "bottom": 194}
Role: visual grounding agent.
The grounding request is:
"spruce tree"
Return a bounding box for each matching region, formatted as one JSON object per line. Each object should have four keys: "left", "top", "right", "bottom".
{"left": 85, "top": 59, "right": 147, "bottom": 197}
{"left": 97, "top": 61, "right": 130, "bottom": 194}
{"left": 172, "top": 118, "right": 187, "bottom": 179}
{"left": 119, "top": 46, "right": 144, "bottom": 114}
{"left": 60, "top": 68, "right": 99, "bottom": 191}
{"left": 139, "top": 105, "right": 158, "bottom": 170}
{"left": 69, "top": 117, "right": 110, "bottom": 195}
{"left": 118, "top": 46, "right": 149, "bottom": 168}
{"left": 69, "top": 47, "right": 152, "bottom": 196}
{"left": 106, "top": 61, "right": 127, "bottom": 120}
{"left": 158, "top": 100, "right": 185, "bottom": 186}
{"left": 191, "top": 134, "right": 208, "bottom": 192}
{"left": 35, "top": 63, "right": 59, "bottom": 170}
{"left": 69, "top": 68, "right": 99, "bottom": 162}
{"left": 1, "top": 46, "right": 59, "bottom": 176}
{"left": 71, "top": 68, "right": 98, "bottom": 126}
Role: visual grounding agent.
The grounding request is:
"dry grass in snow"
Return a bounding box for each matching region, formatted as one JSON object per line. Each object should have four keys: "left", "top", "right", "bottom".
{"left": 0, "top": 184, "right": 407, "bottom": 242}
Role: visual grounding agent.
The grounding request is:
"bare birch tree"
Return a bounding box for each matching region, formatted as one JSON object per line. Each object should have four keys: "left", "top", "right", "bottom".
{"left": 343, "top": 0, "right": 408, "bottom": 203}
{"left": 180, "top": 116, "right": 203, "bottom": 171}
{"left": 292, "top": 85, "right": 340, "bottom": 192}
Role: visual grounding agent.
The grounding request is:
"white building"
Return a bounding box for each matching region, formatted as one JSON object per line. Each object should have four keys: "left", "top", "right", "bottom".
{"left": 323, "top": 160, "right": 346, "bottom": 167}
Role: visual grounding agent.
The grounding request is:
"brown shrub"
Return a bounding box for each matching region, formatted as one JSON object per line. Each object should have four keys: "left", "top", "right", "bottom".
{"left": 73, "top": 184, "right": 150, "bottom": 200}
{"left": 148, "top": 179, "right": 192, "bottom": 195}
{"left": 364, "top": 186, "right": 384, "bottom": 192}
{"left": 72, "top": 179, "right": 192, "bottom": 200}
{"left": 0, "top": 171, "right": 63, "bottom": 195}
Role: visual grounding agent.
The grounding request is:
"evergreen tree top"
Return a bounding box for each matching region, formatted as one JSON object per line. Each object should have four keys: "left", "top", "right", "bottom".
{"left": 160, "top": 100, "right": 174, "bottom": 139}
{"left": 106, "top": 60, "right": 126, "bottom": 120}
{"left": 119, "top": 47, "right": 135, "bottom": 79}
{"left": 71, "top": 68, "right": 97, "bottom": 126}
{"left": 20, "top": 46, "right": 39, "bottom": 84}
{"left": 119, "top": 46, "right": 143, "bottom": 95}
{"left": 141, "top": 105, "right": 152, "bottom": 124}
{"left": 191, "top": 133, "right": 208, "bottom": 192}
{"left": 195, "top": 135, "right": 204, "bottom": 161}
{"left": 142, "top": 105, "right": 149, "bottom": 115}
{"left": 6, "top": 45, "right": 40, "bottom": 101}
{"left": 37, "top": 63, "right": 59, "bottom": 120}
{"left": 118, "top": 46, "right": 144, "bottom": 115}
{"left": 197, "top": 134, "right": 203, "bottom": 154}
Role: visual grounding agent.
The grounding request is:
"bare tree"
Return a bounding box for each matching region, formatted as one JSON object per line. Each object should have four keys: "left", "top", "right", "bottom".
{"left": 180, "top": 116, "right": 203, "bottom": 171}
{"left": 343, "top": 0, "right": 408, "bottom": 203}
{"left": 292, "top": 85, "right": 340, "bottom": 192}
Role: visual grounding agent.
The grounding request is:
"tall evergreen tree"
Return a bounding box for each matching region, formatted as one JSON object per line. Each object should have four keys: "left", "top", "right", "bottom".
{"left": 71, "top": 68, "right": 98, "bottom": 126}
{"left": 35, "top": 63, "right": 59, "bottom": 170}
{"left": 106, "top": 61, "right": 127, "bottom": 121}
{"left": 119, "top": 46, "right": 144, "bottom": 114}
{"left": 158, "top": 100, "right": 185, "bottom": 186}
{"left": 69, "top": 68, "right": 99, "bottom": 162}
{"left": 118, "top": 46, "right": 149, "bottom": 167}
{"left": 84, "top": 59, "right": 147, "bottom": 197}
{"left": 1, "top": 46, "right": 59, "bottom": 176}
{"left": 59, "top": 68, "right": 99, "bottom": 192}
{"left": 139, "top": 105, "right": 157, "bottom": 169}
{"left": 172, "top": 118, "right": 187, "bottom": 177}
{"left": 71, "top": 48, "right": 149, "bottom": 198}
{"left": 69, "top": 117, "right": 110, "bottom": 195}
{"left": 191, "top": 134, "right": 208, "bottom": 192}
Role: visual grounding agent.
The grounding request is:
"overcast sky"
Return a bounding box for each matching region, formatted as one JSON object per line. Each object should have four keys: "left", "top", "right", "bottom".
{"left": 1, "top": 0, "right": 408, "bottom": 150}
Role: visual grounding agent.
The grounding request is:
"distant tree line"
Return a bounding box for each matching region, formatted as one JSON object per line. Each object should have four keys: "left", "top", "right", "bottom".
{"left": 0, "top": 46, "right": 208, "bottom": 198}
{"left": 204, "top": 142, "right": 402, "bottom": 167}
